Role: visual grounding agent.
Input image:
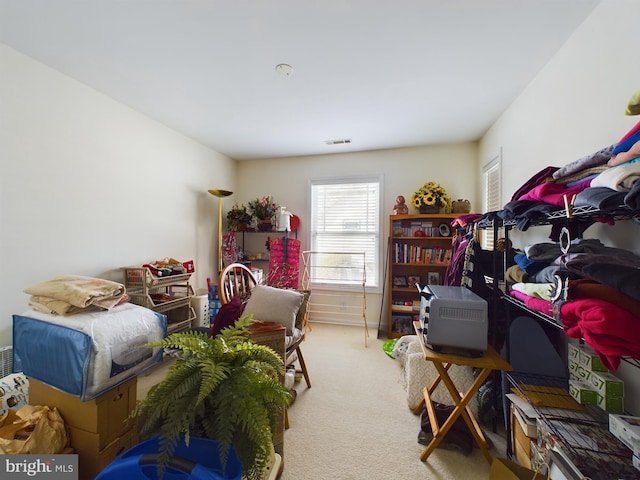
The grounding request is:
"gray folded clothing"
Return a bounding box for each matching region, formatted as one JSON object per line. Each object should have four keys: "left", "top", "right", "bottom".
{"left": 553, "top": 144, "right": 615, "bottom": 180}
{"left": 581, "top": 263, "right": 640, "bottom": 301}
{"left": 574, "top": 187, "right": 626, "bottom": 212}
{"left": 624, "top": 178, "right": 640, "bottom": 209}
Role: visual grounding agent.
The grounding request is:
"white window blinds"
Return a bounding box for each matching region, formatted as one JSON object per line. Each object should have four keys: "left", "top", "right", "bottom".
{"left": 482, "top": 156, "right": 502, "bottom": 250}
{"left": 310, "top": 177, "right": 381, "bottom": 288}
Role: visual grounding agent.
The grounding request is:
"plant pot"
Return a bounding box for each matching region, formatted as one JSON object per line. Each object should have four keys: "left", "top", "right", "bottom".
{"left": 419, "top": 205, "right": 441, "bottom": 214}
{"left": 257, "top": 219, "right": 273, "bottom": 231}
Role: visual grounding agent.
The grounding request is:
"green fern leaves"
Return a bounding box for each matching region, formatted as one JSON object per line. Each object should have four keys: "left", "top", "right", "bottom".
{"left": 132, "top": 315, "right": 290, "bottom": 480}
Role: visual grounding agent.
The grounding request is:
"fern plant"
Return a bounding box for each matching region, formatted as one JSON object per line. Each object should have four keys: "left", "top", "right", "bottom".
{"left": 131, "top": 314, "right": 291, "bottom": 480}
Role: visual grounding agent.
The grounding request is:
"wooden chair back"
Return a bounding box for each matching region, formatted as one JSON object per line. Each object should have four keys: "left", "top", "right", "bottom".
{"left": 218, "top": 263, "right": 258, "bottom": 305}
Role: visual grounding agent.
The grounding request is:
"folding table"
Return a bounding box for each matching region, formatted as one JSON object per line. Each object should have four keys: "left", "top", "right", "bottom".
{"left": 412, "top": 321, "right": 512, "bottom": 463}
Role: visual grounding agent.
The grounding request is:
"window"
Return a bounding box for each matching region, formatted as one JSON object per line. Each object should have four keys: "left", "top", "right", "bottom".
{"left": 309, "top": 176, "right": 381, "bottom": 288}
{"left": 482, "top": 152, "right": 502, "bottom": 250}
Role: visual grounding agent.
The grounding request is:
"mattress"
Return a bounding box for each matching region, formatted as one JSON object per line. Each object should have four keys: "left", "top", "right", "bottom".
{"left": 12, "top": 303, "right": 166, "bottom": 401}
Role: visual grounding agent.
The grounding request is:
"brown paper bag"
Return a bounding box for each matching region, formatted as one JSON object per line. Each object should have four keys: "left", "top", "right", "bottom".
{"left": 0, "top": 405, "right": 69, "bottom": 454}
{"left": 489, "top": 457, "right": 548, "bottom": 480}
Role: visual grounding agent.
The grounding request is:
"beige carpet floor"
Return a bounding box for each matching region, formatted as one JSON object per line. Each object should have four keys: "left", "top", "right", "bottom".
{"left": 136, "top": 322, "right": 508, "bottom": 480}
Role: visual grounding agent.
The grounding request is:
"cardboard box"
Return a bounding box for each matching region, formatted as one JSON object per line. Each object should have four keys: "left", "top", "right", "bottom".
{"left": 568, "top": 359, "right": 592, "bottom": 382}
{"left": 569, "top": 379, "right": 598, "bottom": 406}
{"left": 69, "top": 426, "right": 137, "bottom": 480}
{"left": 568, "top": 343, "right": 608, "bottom": 372}
{"left": 490, "top": 457, "right": 538, "bottom": 480}
{"left": 511, "top": 407, "right": 533, "bottom": 469}
{"left": 29, "top": 376, "right": 137, "bottom": 448}
{"left": 514, "top": 437, "right": 532, "bottom": 470}
{"left": 609, "top": 414, "right": 640, "bottom": 455}
{"left": 588, "top": 371, "right": 624, "bottom": 397}
{"left": 567, "top": 342, "right": 581, "bottom": 362}
{"left": 578, "top": 346, "right": 608, "bottom": 372}
{"left": 597, "top": 394, "right": 624, "bottom": 413}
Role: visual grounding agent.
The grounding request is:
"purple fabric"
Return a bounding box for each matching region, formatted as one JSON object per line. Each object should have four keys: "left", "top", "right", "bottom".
{"left": 518, "top": 178, "right": 592, "bottom": 207}
{"left": 210, "top": 296, "right": 243, "bottom": 337}
{"left": 444, "top": 234, "right": 469, "bottom": 286}
{"left": 510, "top": 166, "right": 559, "bottom": 202}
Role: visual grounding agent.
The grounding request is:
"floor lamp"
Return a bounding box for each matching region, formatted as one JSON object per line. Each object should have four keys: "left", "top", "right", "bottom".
{"left": 208, "top": 189, "right": 233, "bottom": 273}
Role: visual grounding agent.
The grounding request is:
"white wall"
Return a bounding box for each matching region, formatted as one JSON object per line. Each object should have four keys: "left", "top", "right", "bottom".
{"left": 0, "top": 44, "right": 235, "bottom": 345}
{"left": 478, "top": 0, "right": 640, "bottom": 414}
{"left": 235, "top": 143, "right": 478, "bottom": 331}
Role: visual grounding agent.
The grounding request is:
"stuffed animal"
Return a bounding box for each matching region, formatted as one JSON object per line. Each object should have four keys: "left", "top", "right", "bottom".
{"left": 393, "top": 195, "right": 409, "bottom": 215}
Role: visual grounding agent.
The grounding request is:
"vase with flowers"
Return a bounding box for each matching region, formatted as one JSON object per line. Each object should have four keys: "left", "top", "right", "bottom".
{"left": 411, "top": 181, "right": 451, "bottom": 214}
{"left": 226, "top": 203, "right": 253, "bottom": 231}
{"left": 248, "top": 195, "right": 279, "bottom": 231}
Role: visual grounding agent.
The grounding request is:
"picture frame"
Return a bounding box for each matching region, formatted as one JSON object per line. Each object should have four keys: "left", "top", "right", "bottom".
{"left": 427, "top": 271, "right": 440, "bottom": 285}
{"left": 391, "top": 315, "right": 413, "bottom": 334}
{"left": 392, "top": 275, "right": 408, "bottom": 288}
{"left": 407, "top": 275, "right": 421, "bottom": 288}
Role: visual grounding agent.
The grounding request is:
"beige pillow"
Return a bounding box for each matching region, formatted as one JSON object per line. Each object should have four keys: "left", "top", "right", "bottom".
{"left": 243, "top": 285, "right": 304, "bottom": 334}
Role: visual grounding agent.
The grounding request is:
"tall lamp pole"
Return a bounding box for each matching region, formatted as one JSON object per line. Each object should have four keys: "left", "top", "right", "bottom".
{"left": 208, "top": 189, "right": 233, "bottom": 273}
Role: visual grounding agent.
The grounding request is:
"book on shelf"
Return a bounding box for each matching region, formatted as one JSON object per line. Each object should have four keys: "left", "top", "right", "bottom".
{"left": 392, "top": 300, "right": 419, "bottom": 312}
{"left": 392, "top": 305, "right": 413, "bottom": 312}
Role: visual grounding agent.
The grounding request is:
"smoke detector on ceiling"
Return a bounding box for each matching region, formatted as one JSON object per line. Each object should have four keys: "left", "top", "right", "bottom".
{"left": 275, "top": 64, "right": 294, "bottom": 76}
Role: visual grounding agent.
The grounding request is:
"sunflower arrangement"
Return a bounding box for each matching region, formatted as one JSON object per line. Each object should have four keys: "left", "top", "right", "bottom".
{"left": 410, "top": 181, "right": 451, "bottom": 211}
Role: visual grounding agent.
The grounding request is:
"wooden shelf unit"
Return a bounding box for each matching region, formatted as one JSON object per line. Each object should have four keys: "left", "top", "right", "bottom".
{"left": 387, "top": 214, "right": 456, "bottom": 338}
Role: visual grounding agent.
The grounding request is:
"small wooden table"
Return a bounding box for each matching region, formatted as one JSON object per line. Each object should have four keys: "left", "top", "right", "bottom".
{"left": 412, "top": 321, "right": 511, "bottom": 464}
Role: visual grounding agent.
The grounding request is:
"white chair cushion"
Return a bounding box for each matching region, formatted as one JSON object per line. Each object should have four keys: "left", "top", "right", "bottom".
{"left": 243, "top": 285, "right": 304, "bottom": 335}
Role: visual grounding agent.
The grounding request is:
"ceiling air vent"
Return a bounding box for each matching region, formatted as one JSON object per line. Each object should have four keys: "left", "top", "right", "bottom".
{"left": 325, "top": 138, "right": 352, "bottom": 146}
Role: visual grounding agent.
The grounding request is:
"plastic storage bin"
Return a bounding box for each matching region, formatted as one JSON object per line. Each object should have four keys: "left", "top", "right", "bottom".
{"left": 95, "top": 436, "right": 242, "bottom": 480}
{"left": 192, "top": 288, "right": 210, "bottom": 328}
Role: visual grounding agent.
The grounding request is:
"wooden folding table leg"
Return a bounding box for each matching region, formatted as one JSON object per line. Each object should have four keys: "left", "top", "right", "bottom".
{"left": 436, "top": 363, "right": 494, "bottom": 464}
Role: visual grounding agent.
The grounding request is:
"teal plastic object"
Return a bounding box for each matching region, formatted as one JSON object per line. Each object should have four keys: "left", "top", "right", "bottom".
{"left": 95, "top": 436, "right": 242, "bottom": 480}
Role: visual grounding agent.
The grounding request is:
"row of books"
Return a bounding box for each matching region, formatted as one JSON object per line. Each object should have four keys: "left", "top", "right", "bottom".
{"left": 392, "top": 221, "right": 440, "bottom": 237}
{"left": 393, "top": 243, "right": 452, "bottom": 264}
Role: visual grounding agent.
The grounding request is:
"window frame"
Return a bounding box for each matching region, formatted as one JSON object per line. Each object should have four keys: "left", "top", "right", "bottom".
{"left": 307, "top": 174, "right": 383, "bottom": 292}
{"left": 482, "top": 151, "right": 502, "bottom": 250}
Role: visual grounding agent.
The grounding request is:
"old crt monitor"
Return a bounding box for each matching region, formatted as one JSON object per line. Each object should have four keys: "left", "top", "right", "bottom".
{"left": 419, "top": 285, "right": 487, "bottom": 355}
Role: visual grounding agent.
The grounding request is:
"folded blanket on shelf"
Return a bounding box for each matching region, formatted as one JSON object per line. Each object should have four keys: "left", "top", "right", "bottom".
{"left": 561, "top": 298, "right": 640, "bottom": 371}
{"left": 509, "top": 290, "right": 553, "bottom": 317}
{"left": 552, "top": 144, "right": 614, "bottom": 181}
{"left": 24, "top": 275, "right": 126, "bottom": 315}
{"left": 591, "top": 162, "right": 640, "bottom": 191}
